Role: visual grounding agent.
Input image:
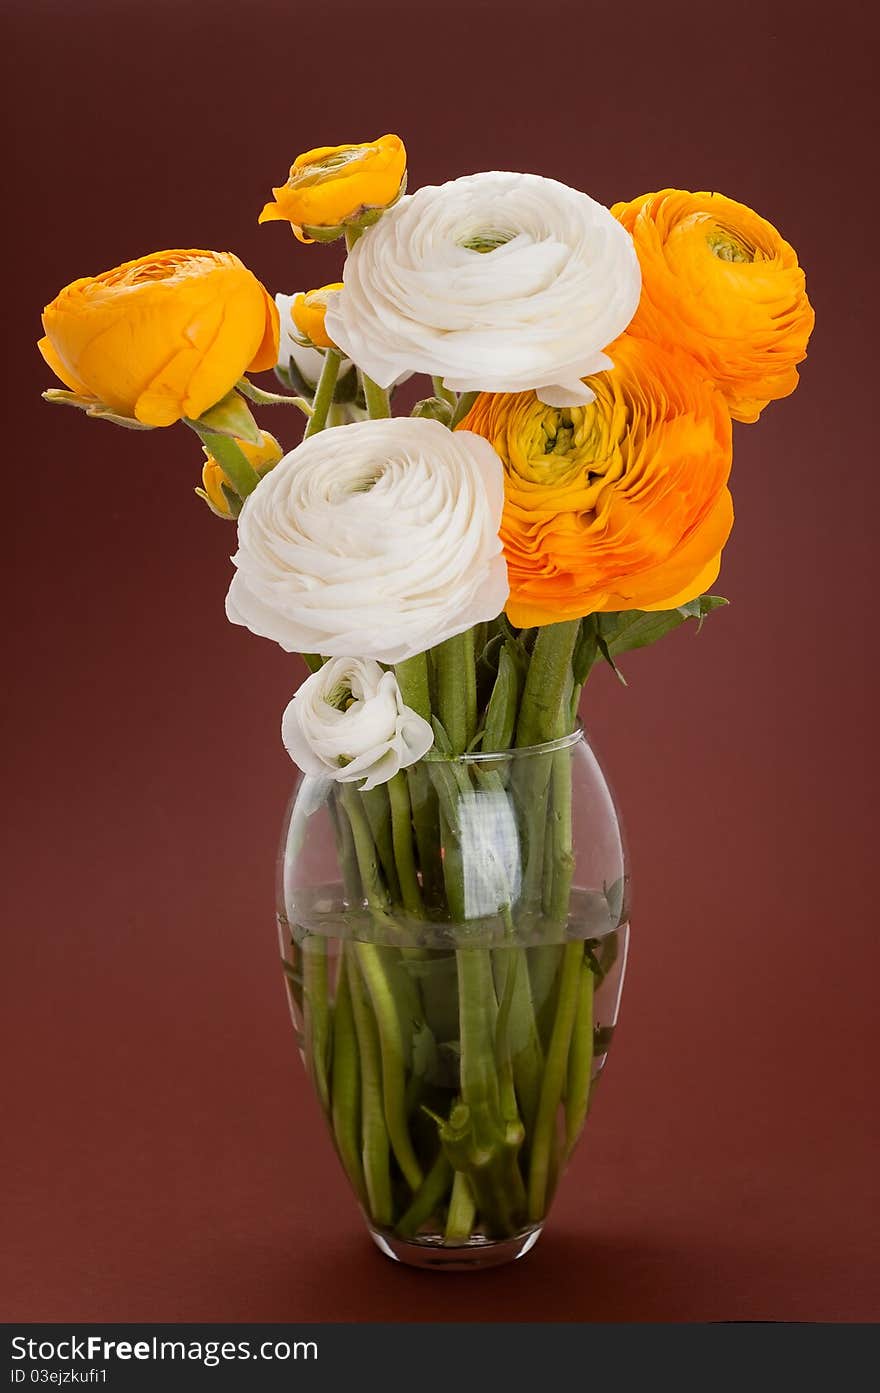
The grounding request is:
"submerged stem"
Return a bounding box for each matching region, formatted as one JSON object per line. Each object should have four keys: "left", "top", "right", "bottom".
{"left": 444, "top": 1171, "right": 476, "bottom": 1243}
{"left": 527, "top": 941, "right": 583, "bottom": 1221}
{"left": 345, "top": 943, "right": 392, "bottom": 1226}
{"left": 330, "top": 953, "right": 367, "bottom": 1204}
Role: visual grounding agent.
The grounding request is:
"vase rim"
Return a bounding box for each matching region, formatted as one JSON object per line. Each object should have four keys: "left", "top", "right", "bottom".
{"left": 424, "top": 720, "right": 585, "bottom": 765}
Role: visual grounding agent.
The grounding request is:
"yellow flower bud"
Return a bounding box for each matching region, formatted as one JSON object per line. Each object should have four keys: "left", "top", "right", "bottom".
{"left": 290, "top": 284, "right": 344, "bottom": 350}
{"left": 38, "top": 250, "right": 279, "bottom": 428}
{"left": 259, "top": 136, "right": 407, "bottom": 243}
{"left": 197, "top": 431, "right": 283, "bottom": 519}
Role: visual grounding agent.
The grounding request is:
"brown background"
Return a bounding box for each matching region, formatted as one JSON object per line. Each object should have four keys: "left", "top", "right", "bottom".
{"left": 3, "top": 0, "right": 878, "bottom": 1323}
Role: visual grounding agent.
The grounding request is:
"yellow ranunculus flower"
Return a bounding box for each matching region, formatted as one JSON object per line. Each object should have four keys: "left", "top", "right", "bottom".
{"left": 612, "top": 190, "right": 814, "bottom": 423}
{"left": 259, "top": 135, "right": 407, "bottom": 243}
{"left": 291, "top": 284, "right": 345, "bottom": 350}
{"left": 199, "top": 430, "right": 284, "bottom": 518}
{"left": 38, "top": 250, "right": 280, "bottom": 428}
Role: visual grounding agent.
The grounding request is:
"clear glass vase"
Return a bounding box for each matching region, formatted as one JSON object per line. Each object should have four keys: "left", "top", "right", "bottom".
{"left": 277, "top": 727, "right": 629, "bottom": 1270}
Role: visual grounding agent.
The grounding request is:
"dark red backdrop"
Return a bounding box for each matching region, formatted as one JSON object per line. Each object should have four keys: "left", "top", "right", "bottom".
{"left": 3, "top": 0, "right": 878, "bottom": 1323}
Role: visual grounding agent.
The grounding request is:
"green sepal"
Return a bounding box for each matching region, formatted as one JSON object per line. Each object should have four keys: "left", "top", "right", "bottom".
{"left": 193, "top": 485, "right": 240, "bottom": 520}
{"left": 42, "top": 389, "right": 154, "bottom": 430}
{"left": 187, "top": 389, "right": 262, "bottom": 445}
{"left": 300, "top": 178, "right": 408, "bottom": 244}
{"left": 299, "top": 222, "right": 348, "bottom": 244}
{"left": 275, "top": 359, "right": 314, "bottom": 398}
{"left": 235, "top": 376, "right": 311, "bottom": 414}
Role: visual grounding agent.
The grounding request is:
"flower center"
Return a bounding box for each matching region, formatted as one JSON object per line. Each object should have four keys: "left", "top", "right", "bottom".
{"left": 707, "top": 226, "right": 754, "bottom": 263}
{"left": 325, "top": 681, "right": 355, "bottom": 712}
{"left": 103, "top": 253, "right": 210, "bottom": 288}
{"left": 543, "top": 418, "right": 576, "bottom": 456}
{"left": 297, "top": 148, "right": 370, "bottom": 187}
{"left": 458, "top": 227, "right": 515, "bottom": 254}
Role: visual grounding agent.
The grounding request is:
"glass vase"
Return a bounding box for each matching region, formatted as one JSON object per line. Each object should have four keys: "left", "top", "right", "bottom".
{"left": 277, "top": 727, "right": 628, "bottom": 1270}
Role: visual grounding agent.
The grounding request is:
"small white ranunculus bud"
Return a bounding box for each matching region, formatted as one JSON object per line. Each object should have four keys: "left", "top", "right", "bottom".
{"left": 281, "top": 658, "right": 434, "bottom": 790}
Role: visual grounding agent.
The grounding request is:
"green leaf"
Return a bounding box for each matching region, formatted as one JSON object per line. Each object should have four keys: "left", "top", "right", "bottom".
{"left": 477, "top": 630, "right": 505, "bottom": 685}
{"left": 430, "top": 716, "right": 453, "bottom": 755}
{"left": 411, "top": 1023, "right": 439, "bottom": 1082}
{"left": 596, "top": 634, "right": 628, "bottom": 687}
{"left": 603, "top": 876, "right": 628, "bottom": 926}
{"left": 598, "top": 594, "right": 729, "bottom": 659}
{"left": 482, "top": 643, "right": 523, "bottom": 752}
{"left": 572, "top": 617, "right": 599, "bottom": 686}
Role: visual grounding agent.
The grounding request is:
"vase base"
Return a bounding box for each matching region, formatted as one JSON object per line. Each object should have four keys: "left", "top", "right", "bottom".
{"left": 368, "top": 1224, "right": 543, "bottom": 1271}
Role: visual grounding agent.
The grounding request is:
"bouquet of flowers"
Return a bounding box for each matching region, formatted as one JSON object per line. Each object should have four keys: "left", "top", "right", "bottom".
{"left": 38, "top": 135, "right": 813, "bottom": 1268}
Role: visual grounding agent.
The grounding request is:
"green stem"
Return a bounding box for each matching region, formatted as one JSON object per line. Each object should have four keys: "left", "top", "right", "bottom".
{"left": 330, "top": 953, "right": 367, "bottom": 1204}
{"left": 394, "top": 654, "right": 431, "bottom": 722}
{"left": 338, "top": 787, "right": 422, "bottom": 1191}
{"left": 449, "top": 391, "right": 479, "bottom": 429}
{"left": 530, "top": 944, "right": 564, "bottom": 1050}
{"left": 433, "top": 631, "right": 476, "bottom": 752}
{"left": 345, "top": 943, "right": 393, "bottom": 1226}
{"left": 444, "top": 1171, "right": 476, "bottom": 1243}
{"left": 505, "top": 951, "right": 544, "bottom": 1141}
{"left": 190, "top": 429, "right": 260, "bottom": 498}
{"left": 304, "top": 349, "right": 341, "bottom": 437}
{"left": 565, "top": 957, "right": 595, "bottom": 1156}
{"left": 354, "top": 941, "right": 423, "bottom": 1192}
{"left": 493, "top": 949, "right": 520, "bottom": 1122}
{"left": 458, "top": 947, "right": 501, "bottom": 1112}
{"left": 406, "top": 764, "right": 445, "bottom": 910}
{"left": 339, "top": 788, "right": 391, "bottom": 913}
{"left": 396, "top": 1150, "right": 453, "bottom": 1240}
{"left": 388, "top": 772, "right": 423, "bottom": 916}
{"left": 515, "top": 620, "right": 581, "bottom": 748}
{"left": 359, "top": 787, "right": 401, "bottom": 904}
{"left": 432, "top": 376, "right": 458, "bottom": 409}
{"left": 362, "top": 373, "right": 391, "bottom": 419}
{"left": 393, "top": 651, "right": 442, "bottom": 907}
{"left": 328, "top": 796, "right": 362, "bottom": 904}
{"left": 546, "top": 745, "right": 575, "bottom": 926}
{"left": 527, "top": 941, "right": 583, "bottom": 1221}
{"left": 302, "top": 936, "right": 330, "bottom": 1115}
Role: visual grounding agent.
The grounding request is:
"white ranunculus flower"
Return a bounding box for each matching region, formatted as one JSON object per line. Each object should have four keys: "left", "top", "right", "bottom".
{"left": 282, "top": 657, "right": 434, "bottom": 790}
{"left": 225, "top": 416, "right": 509, "bottom": 664}
{"left": 324, "top": 171, "right": 642, "bottom": 408}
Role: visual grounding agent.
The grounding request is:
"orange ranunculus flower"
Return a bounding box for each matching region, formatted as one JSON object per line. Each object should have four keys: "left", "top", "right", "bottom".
{"left": 611, "top": 190, "right": 814, "bottom": 423}
{"left": 38, "top": 250, "right": 279, "bottom": 428}
{"left": 291, "top": 283, "right": 345, "bottom": 350}
{"left": 198, "top": 430, "right": 284, "bottom": 519}
{"left": 459, "top": 336, "right": 734, "bottom": 628}
{"left": 259, "top": 135, "right": 407, "bottom": 243}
